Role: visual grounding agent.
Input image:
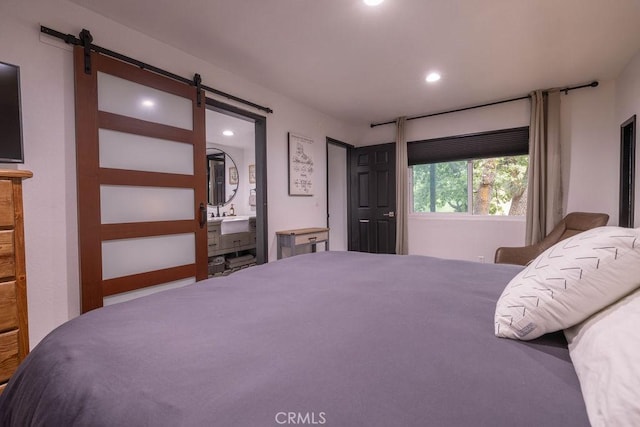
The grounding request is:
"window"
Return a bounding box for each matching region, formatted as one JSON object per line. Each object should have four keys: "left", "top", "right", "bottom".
{"left": 412, "top": 155, "right": 528, "bottom": 215}
{"left": 408, "top": 127, "right": 529, "bottom": 216}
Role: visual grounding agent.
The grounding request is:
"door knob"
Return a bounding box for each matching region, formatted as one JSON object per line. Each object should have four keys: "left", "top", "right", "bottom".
{"left": 383, "top": 211, "right": 395, "bottom": 218}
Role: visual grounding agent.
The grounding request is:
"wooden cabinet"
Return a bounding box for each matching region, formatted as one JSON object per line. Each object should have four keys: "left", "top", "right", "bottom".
{"left": 207, "top": 217, "right": 257, "bottom": 257}
{"left": 207, "top": 217, "right": 257, "bottom": 275}
{"left": 207, "top": 221, "right": 222, "bottom": 255}
{"left": 0, "top": 170, "right": 31, "bottom": 394}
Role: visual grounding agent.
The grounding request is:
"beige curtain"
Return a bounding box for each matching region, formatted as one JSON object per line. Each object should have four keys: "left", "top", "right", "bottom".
{"left": 395, "top": 116, "right": 409, "bottom": 254}
{"left": 525, "top": 90, "right": 562, "bottom": 245}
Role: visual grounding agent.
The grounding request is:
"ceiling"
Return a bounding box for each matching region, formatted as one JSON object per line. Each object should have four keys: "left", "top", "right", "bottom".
{"left": 70, "top": 0, "right": 640, "bottom": 126}
{"left": 206, "top": 109, "right": 255, "bottom": 151}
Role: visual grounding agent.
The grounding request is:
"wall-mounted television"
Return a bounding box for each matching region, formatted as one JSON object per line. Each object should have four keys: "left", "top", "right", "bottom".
{"left": 0, "top": 61, "right": 24, "bottom": 163}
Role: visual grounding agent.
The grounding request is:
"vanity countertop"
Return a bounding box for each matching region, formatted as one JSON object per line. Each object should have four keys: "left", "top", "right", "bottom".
{"left": 208, "top": 215, "right": 255, "bottom": 223}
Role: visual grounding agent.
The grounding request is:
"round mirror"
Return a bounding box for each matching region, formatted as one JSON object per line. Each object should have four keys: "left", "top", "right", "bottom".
{"left": 207, "top": 148, "right": 238, "bottom": 206}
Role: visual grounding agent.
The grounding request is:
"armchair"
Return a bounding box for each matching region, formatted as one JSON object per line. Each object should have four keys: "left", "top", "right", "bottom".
{"left": 494, "top": 212, "right": 610, "bottom": 265}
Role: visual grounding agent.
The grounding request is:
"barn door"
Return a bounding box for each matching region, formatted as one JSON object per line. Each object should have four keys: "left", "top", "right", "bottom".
{"left": 74, "top": 47, "right": 207, "bottom": 313}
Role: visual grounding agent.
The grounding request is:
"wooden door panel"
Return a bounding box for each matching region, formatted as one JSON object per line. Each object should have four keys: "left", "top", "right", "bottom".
{"left": 74, "top": 48, "right": 207, "bottom": 312}
{"left": 375, "top": 219, "right": 395, "bottom": 254}
{"left": 349, "top": 143, "right": 396, "bottom": 254}
{"left": 358, "top": 172, "right": 369, "bottom": 207}
{"left": 376, "top": 170, "right": 390, "bottom": 208}
{"left": 357, "top": 152, "right": 370, "bottom": 166}
{"left": 375, "top": 150, "right": 389, "bottom": 164}
{"left": 357, "top": 220, "right": 370, "bottom": 252}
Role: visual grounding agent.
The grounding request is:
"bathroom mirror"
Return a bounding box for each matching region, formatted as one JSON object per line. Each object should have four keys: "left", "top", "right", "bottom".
{"left": 207, "top": 148, "right": 238, "bottom": 206}
{"left": 206, "top": 108, "right": 256, "bottom": 218}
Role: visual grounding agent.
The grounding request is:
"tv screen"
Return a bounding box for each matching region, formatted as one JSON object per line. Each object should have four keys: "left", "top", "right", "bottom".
{"left": 0, "top": 61, "right": 24, "bottom": 163}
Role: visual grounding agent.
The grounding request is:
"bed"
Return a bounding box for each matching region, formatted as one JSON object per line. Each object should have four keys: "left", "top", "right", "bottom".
{"left": 0, "top": 245, "right": 636, "bottom": 426}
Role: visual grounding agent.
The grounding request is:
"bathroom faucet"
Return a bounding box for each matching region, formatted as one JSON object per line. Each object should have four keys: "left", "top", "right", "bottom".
{"left": 216, "top": 205, "right": 220, "bottom": 217}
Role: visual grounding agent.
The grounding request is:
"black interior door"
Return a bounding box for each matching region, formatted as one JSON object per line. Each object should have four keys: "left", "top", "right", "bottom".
{"left": 349, "top": 143, "right": 396, "bottom": 253}
{"left": 620, "top": 115, "right": 636, "bottom": 228}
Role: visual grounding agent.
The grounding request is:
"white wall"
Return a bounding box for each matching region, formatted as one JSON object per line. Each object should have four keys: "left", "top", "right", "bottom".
{"left": 408, "top": 216, "right": 526, "bottom": 262}
{"left": 358, "top": 82, "right": 620, "bottom": 262}
{"left": 0, "top": 0, "right": 360, "bottom": 348}
{"left": 615, "top": 49, "right": 640, "bottom": 226}
{"left": 562, "top": 80, "right": 618, "bottom": 222}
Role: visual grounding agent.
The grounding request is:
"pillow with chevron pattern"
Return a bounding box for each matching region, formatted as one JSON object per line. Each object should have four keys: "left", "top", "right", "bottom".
{"left": 494, "top": 226, "right": 640, "bottom": 340}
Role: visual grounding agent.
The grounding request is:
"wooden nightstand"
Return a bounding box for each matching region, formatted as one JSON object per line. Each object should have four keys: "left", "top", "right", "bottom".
{"left": 276, "top": 227, "right": 329, "bottom": 260}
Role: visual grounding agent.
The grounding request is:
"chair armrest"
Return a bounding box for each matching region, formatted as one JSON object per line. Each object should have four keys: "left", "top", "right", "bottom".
{"left": 494, "top": 245, "right": 542, "bottom": 266}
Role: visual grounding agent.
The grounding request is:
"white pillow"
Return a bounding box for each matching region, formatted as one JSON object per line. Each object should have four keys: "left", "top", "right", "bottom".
{"left": 494, "top": 226, "right": 640, "bottom": 340}
{"left": 565, "top": 288, "right": 640, "bottom": 427}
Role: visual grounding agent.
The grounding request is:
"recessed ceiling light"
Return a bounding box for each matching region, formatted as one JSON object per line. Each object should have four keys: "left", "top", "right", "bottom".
{"left": 222, "top": 130, "right": 234, "bottom": 136}
{"left": 425, "top": 72, "right": 441, "bottom": 83}
{"left": 363, "top": 0, "right": 384, "bottom": 6}
{"left": 141, "top": 99, "right": 155, "bottom": 107}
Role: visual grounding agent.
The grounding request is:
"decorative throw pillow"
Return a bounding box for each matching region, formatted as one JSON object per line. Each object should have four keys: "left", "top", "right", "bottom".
{"left": 565, "top": 288, "right": 640, "bottom": 426}
{"left": 494, "top": 226, "right": 640, "bottom": 340}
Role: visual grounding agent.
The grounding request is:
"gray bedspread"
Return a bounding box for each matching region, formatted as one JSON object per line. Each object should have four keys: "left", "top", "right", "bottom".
{"left": 0, "top": 252, "right": 589, "bottom": 426}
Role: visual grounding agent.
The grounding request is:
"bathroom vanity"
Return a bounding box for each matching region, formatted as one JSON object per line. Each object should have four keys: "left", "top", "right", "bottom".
{"left": 207, "top": 217, "right": 256, "bottom": 256}
{"left": 207, "top": 216, "right": 256, "bottom": 275}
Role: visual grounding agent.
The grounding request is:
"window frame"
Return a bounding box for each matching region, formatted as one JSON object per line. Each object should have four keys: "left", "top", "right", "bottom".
{"left": 408, "top": 127, "right": 529, "bottom": 217}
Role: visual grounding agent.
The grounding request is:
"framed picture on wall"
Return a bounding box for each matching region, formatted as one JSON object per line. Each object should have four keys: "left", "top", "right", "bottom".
{"left": 288, "top": 132, "right": 314, "bottom": 196}
{"left": 229, "top": 166, "right": 238, "bottom": 185}
{"left": 249, "top": 164, "right": 256, "bottom": 184}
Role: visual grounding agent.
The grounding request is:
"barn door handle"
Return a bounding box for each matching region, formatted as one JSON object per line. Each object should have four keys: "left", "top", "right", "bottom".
{"left": 199, "top": 203, "right": 207, "bottom": 228}
{"left": 383, "top": 211, "right": 395, "bottom": 218}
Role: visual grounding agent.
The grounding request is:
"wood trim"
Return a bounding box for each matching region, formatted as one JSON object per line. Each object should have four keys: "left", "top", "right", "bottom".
{"left": 0, "top": 170, "right": 33, "bottom": 179}
{"left": 75, "top": 47, "right": 104, "bottom": 313}
{"left": 102, "top": 264, "right": 196, "bottom": 296}
{"left": 193, "top": 90, "right": 208, "bottom": 281}
{"left": 101, "top": 220, "right": 194, "bottom": 240}
{"left": 100, "top": 168, "right": 195, "bottom": 188}
{"left": 98, "top": 111, "right": 193, "bottom": 144}
{"left": 96, "top": 53, "right": 194, "bottom": 99}
{"left": 10, "top": 178, "right": 28, "bottom": 361}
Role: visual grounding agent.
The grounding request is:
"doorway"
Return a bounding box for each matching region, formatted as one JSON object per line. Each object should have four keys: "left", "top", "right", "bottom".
{"left": 326, "top": 138, "right": 352, "bottom": 250}
{"left": 620, "top": 115, "right": 636, "bottom": 228}
{"left": 206, "top": 99, "right": 268, "bottom": 265}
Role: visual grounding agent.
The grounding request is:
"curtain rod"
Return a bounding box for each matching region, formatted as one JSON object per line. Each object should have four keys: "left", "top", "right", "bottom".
{"left": 40, "top": 26, "right": 274, "bottom": 114}
{"left": 370, "top": 80, "right": 599, "bottom": 128}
